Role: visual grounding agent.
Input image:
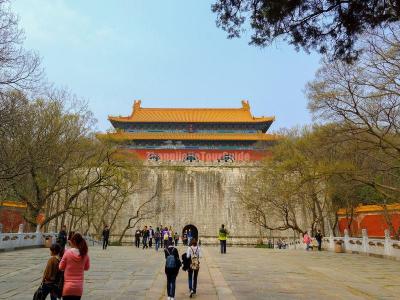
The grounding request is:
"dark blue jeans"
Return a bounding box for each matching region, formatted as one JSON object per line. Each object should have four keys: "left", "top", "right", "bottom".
{"left": 188, "top": 268, "right": 199, "bottom": 293}
{"left": 166, "top": 273, "right": 177, "bottom": 297}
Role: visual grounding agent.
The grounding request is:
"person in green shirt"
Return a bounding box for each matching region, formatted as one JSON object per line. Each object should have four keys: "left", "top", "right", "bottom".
{"left": 218, "top": 224, "right": 228, "bottom": 254}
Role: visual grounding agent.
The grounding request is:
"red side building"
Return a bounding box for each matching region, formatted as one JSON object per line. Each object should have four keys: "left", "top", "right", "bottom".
{"left": 0, "top": 201, "right": 27, "bottom": 232}
{"left": 338, "top": 204, "right": 400, "bottom": 238}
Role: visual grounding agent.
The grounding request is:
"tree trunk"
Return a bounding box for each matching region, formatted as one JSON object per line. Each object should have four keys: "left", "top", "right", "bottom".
{"left": 24, "top": 203, "right": 40, "bottom": 229}
{"left": 381, "top": 204, "right": 396, "bottom": 239}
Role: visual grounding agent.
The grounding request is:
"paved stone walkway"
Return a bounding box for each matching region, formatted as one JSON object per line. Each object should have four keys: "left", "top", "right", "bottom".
{"left": 209, "top": 247, "right": 400, "bottom": 300}
{"left": 1, "top": 246, "right": 400, "bottom": 299}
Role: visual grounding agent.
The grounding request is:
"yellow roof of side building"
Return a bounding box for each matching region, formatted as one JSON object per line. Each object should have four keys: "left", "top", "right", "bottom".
{"left": 98, "top": 132, "right": 279, "bottom": 142}
{"left": 337, "top": 203, "right": 400, "bottom": 215}
{"left": 0, "top": 201, "right": 27, "bottom": 208}
{"left": 108, "top": 100, "right": 275, "bottom": 123}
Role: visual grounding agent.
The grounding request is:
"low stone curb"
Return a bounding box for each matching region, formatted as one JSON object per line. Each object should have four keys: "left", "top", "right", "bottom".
{"left": 203, "top": 248, "right": 237, "bottom": 300}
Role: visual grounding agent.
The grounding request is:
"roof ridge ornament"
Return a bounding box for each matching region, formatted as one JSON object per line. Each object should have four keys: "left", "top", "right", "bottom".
{"left": 132, "top": 99, "right": 142, "bottom": 117}
{"left": 241, "top": 100, "right": 250, "bottom": 111}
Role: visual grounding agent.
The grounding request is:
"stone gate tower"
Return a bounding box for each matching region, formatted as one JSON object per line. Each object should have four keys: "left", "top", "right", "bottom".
{"left": 100, "top": 100, "right": 277, "bottom": 244}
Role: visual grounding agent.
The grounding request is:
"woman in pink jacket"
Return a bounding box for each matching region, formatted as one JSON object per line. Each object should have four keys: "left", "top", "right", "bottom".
{"left": 303, "top": 231, "right": 312, "bottom": 251}
{"left": 59, "top": 233, "right": 90, "bottom": 300}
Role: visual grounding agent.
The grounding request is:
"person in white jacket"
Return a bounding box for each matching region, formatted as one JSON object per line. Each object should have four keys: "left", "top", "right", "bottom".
{"left": 186, "top": 238, "right": 201, "bottom": 297}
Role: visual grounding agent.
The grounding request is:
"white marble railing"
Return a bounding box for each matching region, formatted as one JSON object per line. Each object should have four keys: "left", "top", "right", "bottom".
{"left": 322, "top": 229, "right": 400, "bottom": 259}
{"left": 0, "top": 224, "right": 100, "bottom": 251}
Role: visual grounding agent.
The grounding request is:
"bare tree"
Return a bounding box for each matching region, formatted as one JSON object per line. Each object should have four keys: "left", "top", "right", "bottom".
{"left": 0, "top": 0, "right": 42, "bottom": 93}
{"left": 117, "top": 175, "right": 163, "bottom": 244}
{"left": 307, "top": 25, "right": 400, "bottom": 235}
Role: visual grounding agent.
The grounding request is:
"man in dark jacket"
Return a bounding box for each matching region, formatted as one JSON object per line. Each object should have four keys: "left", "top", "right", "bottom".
{"left": 135, "top": 229, "right": 141, "bottom": 248}
{"left": 142, "top": 226, "right": 149, "bottom": 249}
{"left": 315, "top": 229, "right": 323, "bottom": 251}
{"left": 57, "top": 225, "right": 68, "bottom": 254}
{"left": 102, "top": 225, "right": 110, "bottom": 250}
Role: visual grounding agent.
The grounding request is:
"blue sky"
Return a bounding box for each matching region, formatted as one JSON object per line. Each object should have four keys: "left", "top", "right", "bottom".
{"left": 12, "top": 0, "right": 320, "bottom": 132}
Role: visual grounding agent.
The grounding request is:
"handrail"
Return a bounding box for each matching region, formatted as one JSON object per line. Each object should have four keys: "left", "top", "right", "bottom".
{"left": 0, "top": 226, "right": 101, "bottom": 251}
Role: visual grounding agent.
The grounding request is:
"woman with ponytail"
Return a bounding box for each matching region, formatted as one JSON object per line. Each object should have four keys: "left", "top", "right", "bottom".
{"left": 59, "top": 233, "right": 90, "bottom": 299}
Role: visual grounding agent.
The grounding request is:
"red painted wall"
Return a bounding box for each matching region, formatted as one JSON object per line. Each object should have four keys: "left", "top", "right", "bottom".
{"left": 125, "top": 149, "right": 270, "bottom": 161}
{"left": 0, "top": 207, "right": 26, "bottom": 232}
{"left": 338, "top": 213, "right": 400, "bottom": 237}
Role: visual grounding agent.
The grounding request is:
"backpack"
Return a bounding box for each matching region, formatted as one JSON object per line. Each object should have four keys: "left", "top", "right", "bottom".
{"left": 163, "top": 232, "right": 169, "bottom": 240}
{"left": 190, "top": 247, "right": 200, "bottom": 270}
{"left": 155, "top": 231, "right": 160, "bottom": 239}
{"left": 165, "top": 248, "right": 176, "bottom": 269}
{"left": 181, "top": 253, "right": 190, "bottom": 272}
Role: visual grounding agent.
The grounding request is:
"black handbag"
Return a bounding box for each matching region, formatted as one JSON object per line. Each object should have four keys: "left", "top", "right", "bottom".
{"left": 33, "top": 283, "right": 44, "bottom": 300}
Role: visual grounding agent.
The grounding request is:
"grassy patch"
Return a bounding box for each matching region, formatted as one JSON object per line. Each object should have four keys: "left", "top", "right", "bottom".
{"left": 109, "top": 241, "right": 122, "bottom": 246}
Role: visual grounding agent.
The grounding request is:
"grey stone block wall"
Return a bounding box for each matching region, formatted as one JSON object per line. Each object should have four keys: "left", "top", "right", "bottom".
{"left": 113, "top": 164, "right": 269, "bottom": 244}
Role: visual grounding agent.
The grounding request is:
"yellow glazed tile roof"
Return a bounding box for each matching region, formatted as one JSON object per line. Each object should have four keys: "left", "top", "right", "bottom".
{"left": 0, "top": 201, "right": 27, "bottom": 208}
{"left": 99, "top": 132, "right": 278, "bottom": 142}
{"left": 337, "top": 203, "right": 400, "bottom": 215}
{"left": 108, "top": 100, "right": 275, "bottom": 123}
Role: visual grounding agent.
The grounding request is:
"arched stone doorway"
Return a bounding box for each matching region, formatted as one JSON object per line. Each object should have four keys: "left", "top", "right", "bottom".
{"left": 182, "top": 224, "right": 198, "bottom": 241}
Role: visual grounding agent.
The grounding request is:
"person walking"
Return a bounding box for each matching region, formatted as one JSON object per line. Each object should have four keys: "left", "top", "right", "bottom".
{"left": 134, "top": 229, "right": 141, "bottom": 248}
{"left": 59, "top": 233, "right": 90, "bottom": 300}
{"left": 174, "top": 232, "right": 179, "bottom": 246}
{"left": 218, "top": 224, "right": 228, "bottom": 254}
{"left": 57, "top": 225, "right": 68, "bottom": 256}
{"left": 164, "top": 240, "right": 181, "bottom": 300}
{"left": 163, "top": 227, "right": 169, "bottom": 249}
{"left": 148, "top": 226, "right": 154, "bottom": 248}
{"left": 39, "top": 243, "right": 62, "bottom": 300}
{"left": 168, "top": 227, "right": 174, "bottom": 246}
{"left": 303, "top": 231, "right": 312, "bottom": 251}
{"left": 142, "top": 226, "right": 149, "bottom": 249}
{"left": 155, "top": 227, "right": 161, "bottom": 251}
{"left": 315, "top": 230, "right": 323, "bottom": 251}
{"left": 159, "top": 225, "right": 164, "bottom": 248}
{"left": 186, "top": 238, "right": 201, "bottom": 298}
{"left": 187, "top": 229, "right": 193, "bottom": 246}
{"left": 182, "top": 230, "right": 188, "bottom": 246}
{"left": 102, "top": 225, "right": 110, "bottom": 250}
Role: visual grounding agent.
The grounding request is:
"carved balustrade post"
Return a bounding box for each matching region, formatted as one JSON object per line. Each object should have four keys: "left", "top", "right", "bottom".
{"left": 362, "top": 229, "right": 369, "bottom": 254}
{"left": 384, "top": 229, "right": 391, "bottom": 256}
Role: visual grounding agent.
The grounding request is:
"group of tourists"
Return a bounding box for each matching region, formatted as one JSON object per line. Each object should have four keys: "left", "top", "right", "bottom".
{"left": 134, "top": 225, "right": 193, "bottom": 251}
{"left": 303, "top": 230, "right": 323, "bottom": 251}
{"left": 36, "top": 223, "right": 229, "bottom": 299}
{"left": 34, "top": 225, "right": 90, "bottom": 300}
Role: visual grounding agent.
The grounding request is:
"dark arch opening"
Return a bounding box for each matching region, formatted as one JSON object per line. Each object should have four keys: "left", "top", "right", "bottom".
{"left": 182, "top": 224, "right": 198, "bottom": 241}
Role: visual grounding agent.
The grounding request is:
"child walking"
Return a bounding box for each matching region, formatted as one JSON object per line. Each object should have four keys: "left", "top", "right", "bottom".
{"left": 41, "top": 243, "right": 62, "bottom": 300}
